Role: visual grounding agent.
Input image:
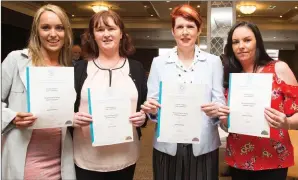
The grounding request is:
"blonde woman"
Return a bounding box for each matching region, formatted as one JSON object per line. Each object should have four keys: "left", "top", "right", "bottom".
{"left": 1, "top": 4, "right": 76, "bottom": 180}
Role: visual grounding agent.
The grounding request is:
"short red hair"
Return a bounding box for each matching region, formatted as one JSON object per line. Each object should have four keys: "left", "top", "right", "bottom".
{"left": 171, "top": 4, "right": 203, "bottom": 30}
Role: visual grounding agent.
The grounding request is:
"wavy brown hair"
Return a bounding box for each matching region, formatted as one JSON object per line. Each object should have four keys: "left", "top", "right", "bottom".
{"left": 28, "top": 4, "right": 73, "bottom": 66}
{"left": 81, "top": 10, "right": 135, "bottom": 60}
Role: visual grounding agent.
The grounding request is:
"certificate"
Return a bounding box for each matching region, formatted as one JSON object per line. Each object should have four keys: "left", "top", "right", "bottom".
{"left": 26, "top": 67, "right": 76, "bottom": 129}
{"left": 157, "top": 82, "right": 206, "bottom": 144}
{"left": 228, "top": 73, "right": 272, "bottom": 138}
{"left": 88, "top": 87, "right": 133, "bottom": 146}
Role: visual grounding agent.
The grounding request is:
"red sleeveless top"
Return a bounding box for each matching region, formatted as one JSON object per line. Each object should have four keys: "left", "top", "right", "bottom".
{"left": 225, "top": 61, "right": 298, "bottom": 170}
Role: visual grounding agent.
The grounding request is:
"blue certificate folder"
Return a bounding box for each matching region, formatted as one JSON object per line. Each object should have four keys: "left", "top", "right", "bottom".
{"left": 156, "top": 81, "right": 163, "bottom": 138}
{"left": 87, "top": 88, "right": 95, "bottom": 143}
{"left": 227, "top": 73, "right": 232, "bottom": 128}
{"left": 26, "top": 67, "right": 31, "bottom": 112}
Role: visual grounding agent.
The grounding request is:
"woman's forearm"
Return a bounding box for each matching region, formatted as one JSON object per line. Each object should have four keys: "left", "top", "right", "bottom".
{"left": 288, "top": 113, "right": 298, "bottom": 130}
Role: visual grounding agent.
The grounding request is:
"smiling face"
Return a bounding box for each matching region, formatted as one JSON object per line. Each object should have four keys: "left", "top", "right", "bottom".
{"left": 232, "top": 26, "right": 257, "bottom": 64}
{"left": 93, "top": 16, "right": 122, "bottom": 53}
{"left": 38, "top": 11, "right": 65, "bottom": 53}
{"left": 172, "top": 16, "right": 200, "bottom": 49}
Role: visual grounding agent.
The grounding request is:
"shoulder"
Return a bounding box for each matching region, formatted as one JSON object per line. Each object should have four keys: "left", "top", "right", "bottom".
{"left": 199, "top": 50, "right": 222, "bottom": 69}
{"left": 128, "top": 58, "right": 143, "bottom": 68}
{"left": 3, "top": 49, "right": 28, "bottom": 62}
{"left": 275, "top": 61, "right": 289, "bottom": 71}
{"left": 127, "top": 58, "right": 146, "bottom": 77}
{"left": 152, "top": 49, "right": 174, "bottom": 66}
{"left": 153, "top": 52, "right": 169, "bottom": 62}
{"left": 153, "top": 47, "right": 178, "bottom": 65}
{"left": 2, "top": 49, "right": 29, "bottom": 70}
{"left": 201, "top": 50, "right": 220, "bottom": 62}
{"left": 275, "top": 61, "right": 297, "bottom": 85}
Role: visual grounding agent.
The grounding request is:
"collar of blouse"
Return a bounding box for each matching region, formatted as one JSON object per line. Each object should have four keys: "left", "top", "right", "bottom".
{"left": 166, "top": 45, "right": 207, "bottom": 64}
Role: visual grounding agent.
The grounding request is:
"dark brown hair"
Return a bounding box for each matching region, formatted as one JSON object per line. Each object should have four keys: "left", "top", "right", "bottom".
{"left": 171, "top": 4, "right": 203, "bottom": 30}
{"left": 223, "top": 21, "right": 273, "bottom": 88}
{"left": 81, "top": 10, "right": 135, "bottom": 60}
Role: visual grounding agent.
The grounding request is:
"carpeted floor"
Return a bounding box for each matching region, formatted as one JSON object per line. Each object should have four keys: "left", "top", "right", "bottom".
{"left": 133, "top": 121, "right": 232, "bottom": 180}
{"left": 133, "top": 121, "right": 233, "bottom": 180}
{"left": 134, "top": 122, "right": 297, "bottom": 180}
{"left": 134, "top": 121, "right": 155, "bottom": 180}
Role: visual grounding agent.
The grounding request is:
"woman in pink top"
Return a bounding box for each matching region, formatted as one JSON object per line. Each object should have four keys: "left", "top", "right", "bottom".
{"left": 72, "top": 10, "right": 147, "bottom": 180}
{"left": 1, "top": 4, "right": 76, "bottom": 180}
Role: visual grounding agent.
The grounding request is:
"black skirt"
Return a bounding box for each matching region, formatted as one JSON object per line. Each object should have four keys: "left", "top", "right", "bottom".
{"left": 153, "top": 144, "right": 219, "bottom": 180}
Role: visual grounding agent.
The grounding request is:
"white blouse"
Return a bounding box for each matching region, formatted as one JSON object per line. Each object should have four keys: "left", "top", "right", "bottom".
{"left": 171, "top": 48, "right": 201, "bottom": 84}
{"left": 73, "top": 59, "right": 140, "bottom": 172}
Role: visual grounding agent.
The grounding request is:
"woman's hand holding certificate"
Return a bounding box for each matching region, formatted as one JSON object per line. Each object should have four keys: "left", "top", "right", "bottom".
{"left": 265, "top": 107, "right": 289, "bottom": 129}
{"left": 129, "top": 111, "right": 146, "bottom": 127}
{"left": 73, "top": 112, "right": 92, "bottom": 127}
{"left": 201, "top": 103, "right": 220, "bottom": 118}
{"left": 218, "top": 106, "right": 230, "bottom": 126}
{"left": 141, "top": 98, "right": 161, "bottom": 115}
{"left": 13, "top": 112, "right": 37, "bottom": 128}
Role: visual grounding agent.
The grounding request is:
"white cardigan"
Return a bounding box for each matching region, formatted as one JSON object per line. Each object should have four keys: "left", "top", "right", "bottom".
{"left": 1, "top": 49, "right": 76, "bottom": 180}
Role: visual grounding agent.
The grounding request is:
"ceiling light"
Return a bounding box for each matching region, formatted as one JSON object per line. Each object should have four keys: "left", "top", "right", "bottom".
{"left": 169, "top": 8, "right": 172, "bottom": 10}
{"left": 72, "top": 14, "right": 75, "bottom": 17}
{"left": 197, "top": 5, "right": 200, "bottom": 8}
{"left": 144, "top": 5, "right": 147, "bottom": 8}
{"left": 295, "top": 6, "right": 297, "bottom": 9}
{"left": 239, "top": 5, "right": 256, "bottom": 14}
{"left": 91, "top": 5, "right": 109, "bottom": 13}
{"left": 151, "top": 14, "right": 154, "bottom": 17}
{"left": 280, "top": 15, "right": 283, "bottom": 18}
{"left": 268, "top": 5, "right": 276, "bottom": 9}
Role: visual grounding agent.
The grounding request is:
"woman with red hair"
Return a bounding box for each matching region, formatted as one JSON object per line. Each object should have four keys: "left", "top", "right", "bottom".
{"left": 142, "top": 4, "right": 225, "bottom": 180}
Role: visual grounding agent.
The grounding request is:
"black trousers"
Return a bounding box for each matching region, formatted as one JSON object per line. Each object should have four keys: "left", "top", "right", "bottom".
{"left": 75, "top": 164, "right": 136, "bottom": 180}
{"left": 230, "top": 166, "right": 288, "bottom": 180}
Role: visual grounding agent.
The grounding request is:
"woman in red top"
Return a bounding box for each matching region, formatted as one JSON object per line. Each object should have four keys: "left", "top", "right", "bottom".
{"left": 218, "top": 21, "right": 298, "bottom": 180}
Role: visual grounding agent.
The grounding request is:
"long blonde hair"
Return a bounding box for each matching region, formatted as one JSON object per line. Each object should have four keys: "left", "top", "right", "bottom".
{"left": 28, "top": 4, "right": 73, "bottom": 66}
